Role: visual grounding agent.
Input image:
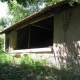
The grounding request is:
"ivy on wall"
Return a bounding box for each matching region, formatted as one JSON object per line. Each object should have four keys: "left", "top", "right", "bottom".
{"left": 62, "top": 8, "right": 73, "bottom": 42}
{"left": 69, "top": 0, "right": 80, "bottom": 6}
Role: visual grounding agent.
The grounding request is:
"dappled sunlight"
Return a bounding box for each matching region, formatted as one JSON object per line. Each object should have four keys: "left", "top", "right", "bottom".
{"left": 73, "top": 41, "right": 80, "bottom": 56}
{"left": 53, "top": 41, "right": 80, "bottom": 75}
{"left": 53, "top": 43, "right": 68, "bottom": 68}
{"left": 53, "top": 43, "right": 68, "bottom": 56}
{"left": 0, "top": 53, "right": 80, "bottom": 80}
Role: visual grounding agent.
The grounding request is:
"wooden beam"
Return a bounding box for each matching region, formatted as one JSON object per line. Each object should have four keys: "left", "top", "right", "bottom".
{"left": 15, "top": 14, "right": 53, "bottom": 31}
{"left": 30, "top": 14, "right": 54, "bottom": 24}
{"left": 32, "top": 24, "right": 53, "bottom": 31}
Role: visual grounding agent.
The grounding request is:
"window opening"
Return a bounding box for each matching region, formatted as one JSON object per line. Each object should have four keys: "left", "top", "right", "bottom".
{"left": 16, "top": 16, "right": 53, "bottom": 49}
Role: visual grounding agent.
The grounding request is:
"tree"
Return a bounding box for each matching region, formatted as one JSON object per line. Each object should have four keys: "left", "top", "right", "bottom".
{"left": 0, "top": 26, "right": 4, "bottom": 51}
{"left": 0, "top": 17, "right": 12, "bottom": 28}
{"left": 0, "top": 0, "right": 43, "bottom": 28}
{"left": 0, "top": 0, "right": 49, "bottom": 7}
{"left": 7, "top": 0, "right": 41, "bottom": 25}
{"left": 0, "top": 0, "right": 80, "bottom": 8}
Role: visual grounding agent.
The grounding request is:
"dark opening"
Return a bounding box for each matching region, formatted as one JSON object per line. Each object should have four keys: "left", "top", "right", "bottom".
{"left": 17, "top": 26, "right": 29, "bottom": 49}
{"left": 16, "top": 16, "right": 53, "bottom": 49}
{"left": 30, "top": 26, "right": 53, "bottom": 48}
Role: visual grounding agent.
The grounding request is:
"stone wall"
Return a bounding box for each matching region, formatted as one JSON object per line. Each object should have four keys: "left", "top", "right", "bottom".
{"left": 53, "top": 5, "right": 80, "bottom": 73}
{"left": 5, "top": 31, "right": 17, "bottom": 52}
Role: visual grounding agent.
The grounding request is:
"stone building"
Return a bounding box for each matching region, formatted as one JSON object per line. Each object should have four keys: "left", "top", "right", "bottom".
{"left": 0, "top": 1, "right": 80, "bottom": 69}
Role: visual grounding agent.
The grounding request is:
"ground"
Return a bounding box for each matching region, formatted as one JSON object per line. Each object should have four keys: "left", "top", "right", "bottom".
{"left": 0, "top": 53, "right": 80, "bottom": 80}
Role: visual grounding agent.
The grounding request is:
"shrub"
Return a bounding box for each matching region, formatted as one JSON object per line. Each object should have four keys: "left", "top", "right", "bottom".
{"left": 0, "top": 26, "right": 4, "bottom": 51}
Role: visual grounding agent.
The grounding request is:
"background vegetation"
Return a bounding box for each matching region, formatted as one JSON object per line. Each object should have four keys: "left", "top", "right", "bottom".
{"left": 0, "top": 26, "right": 4, "bottom": 51}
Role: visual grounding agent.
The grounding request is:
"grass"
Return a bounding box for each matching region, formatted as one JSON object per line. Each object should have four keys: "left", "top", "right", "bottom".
{"left": 0, "top": 53, "right": 80, "bottom": 80}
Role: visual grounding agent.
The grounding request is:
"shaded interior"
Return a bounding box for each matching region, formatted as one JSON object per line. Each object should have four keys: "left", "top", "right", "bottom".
{"left": 16, "top": 16, "right": 53, "bottom": 49}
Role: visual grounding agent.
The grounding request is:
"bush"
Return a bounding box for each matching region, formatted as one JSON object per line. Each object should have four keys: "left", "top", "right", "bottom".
{"left": 0, "top": 53, "right": 13, "bottom": 66}
{"left": 0, "top": 26, "right": 4, "bottom": 51}
{"left": 0, "top": 53, "right": 80, "bottom": 80}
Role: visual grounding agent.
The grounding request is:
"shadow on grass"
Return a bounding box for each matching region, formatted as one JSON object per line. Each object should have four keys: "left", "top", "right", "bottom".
{"left": 0, "top": 53, "right": 80, "bottom": 80}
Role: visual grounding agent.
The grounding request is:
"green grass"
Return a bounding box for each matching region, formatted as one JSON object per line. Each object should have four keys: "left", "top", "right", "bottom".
{"left": 0, "top": 53, "right": 80, "bottom": 80}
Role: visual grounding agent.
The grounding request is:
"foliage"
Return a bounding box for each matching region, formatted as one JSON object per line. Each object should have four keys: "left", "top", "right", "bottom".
{"left": 7, "top": 0, "right": 36, "bottom": 24}
{"left": 0, "top": 26, "right": 4, "bottom": 50}
{"left": 0, "top": 53, "right": 13, "bottom": 65}
{"left": 69, "top": 0, "right": 80, "bottom": 6}
{"left": 0, "top": 0, "right": 53, "bottom": 7}
{"left": 1, "top": 0, "right": 80, "bottom": 8}
{"left": 0, "top": 18, "right": 7, "bottom": 27}
{"left": 0, "top": 17, "right": 12, "bottom": 28}
{"left": 1, "top": 0, "right": 42, "bottom": 26}
{"left": 20, "top": 56, "right": 47, "bottom": 69}
{"left": 0, "top": 53, "right": 80, "bottom": 80}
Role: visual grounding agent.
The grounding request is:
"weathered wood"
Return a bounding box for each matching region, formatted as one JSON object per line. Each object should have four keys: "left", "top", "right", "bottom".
{"left": 32, "top": 24, "right": 53, "bottom": 31}
{"left": 30, "top": 14, "right": 54, "bottom": 24}
{"left": 15, "top": 14, "right": 53, "bottom": 30}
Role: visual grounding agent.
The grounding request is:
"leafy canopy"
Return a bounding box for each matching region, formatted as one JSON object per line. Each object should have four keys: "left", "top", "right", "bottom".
{"left": 0, "top": 0, "right": 80, "bottom": 8}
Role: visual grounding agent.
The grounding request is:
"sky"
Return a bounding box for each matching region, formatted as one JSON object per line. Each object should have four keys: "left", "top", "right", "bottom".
{"left": 0, "top": 1, "right": 45, "bottom": 19}
{"left": 0, "top": 2, "right": 8, "bottom": 18}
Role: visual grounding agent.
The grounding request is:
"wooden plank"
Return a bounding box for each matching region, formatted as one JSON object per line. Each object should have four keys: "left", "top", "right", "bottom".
{"left": 32, "top": 24, "right": 53, "bottom": 31}
{"left": 30, "top": 14, "right": 54, "bottom": 24}
{"left": 15, "top": 14, "right": 54, "bottom": 30}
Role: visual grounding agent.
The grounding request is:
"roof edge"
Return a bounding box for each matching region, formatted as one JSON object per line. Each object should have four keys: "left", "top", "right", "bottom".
{"left": 0, "top": 0, "right": 68, "bottom": 34}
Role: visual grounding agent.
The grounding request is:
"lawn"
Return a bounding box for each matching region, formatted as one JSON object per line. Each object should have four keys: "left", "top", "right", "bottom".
{"left": 0, "top": 53, "right": 80, "bottom": 80}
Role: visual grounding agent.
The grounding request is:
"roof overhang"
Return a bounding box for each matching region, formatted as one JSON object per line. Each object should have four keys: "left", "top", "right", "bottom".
{"left": 0, "top": 0, "right": 68, "bottom": 34}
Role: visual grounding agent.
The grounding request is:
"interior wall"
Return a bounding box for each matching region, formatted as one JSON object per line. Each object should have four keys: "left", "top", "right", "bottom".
{"left": 11, "top": 31, "right": 17, "bottom": 50}
{"left": 5, "top": 33, "right": 10, "bottom": 51}
{"left": 33, "top": 16, "right": 53, "bottom": 30}
{"left": 5, "top": 31, "right": 17, "bottom": 51}
{"left": 30, "top": 26, "right": 53, "bottom": 48}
